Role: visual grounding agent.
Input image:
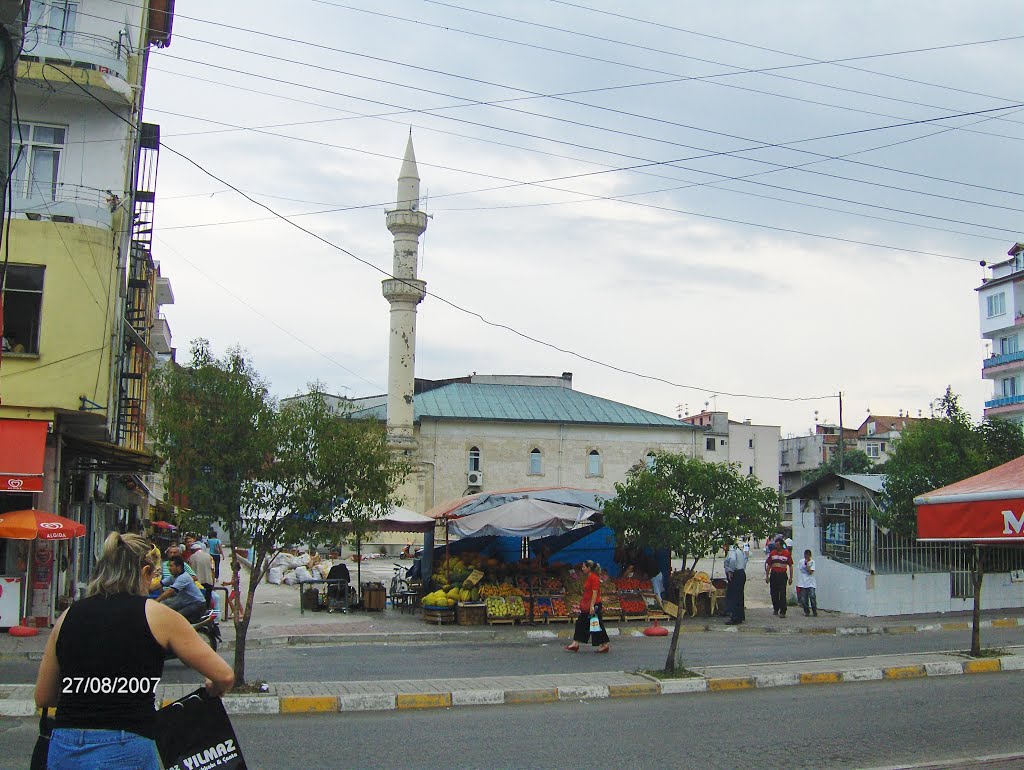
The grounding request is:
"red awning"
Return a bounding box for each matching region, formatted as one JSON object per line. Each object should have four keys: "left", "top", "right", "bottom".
{"left": 0, "top": 420, "right": 48, "bottom": 493}
{"left": 915, "top": 455, "right": 1024, "bottom": 542}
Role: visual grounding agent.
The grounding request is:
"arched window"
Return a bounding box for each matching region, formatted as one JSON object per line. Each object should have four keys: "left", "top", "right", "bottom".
{"left": 587, "top": 449, "right": 602, "bottom": 477}
{"left": 645, "top": 452, "right": 656, "bottom": 469}
{"left": 529, "top": 448, "right": 542, "bottom": 475}
{"left": 468, "top": 446, "right": 481, "bottom": 473}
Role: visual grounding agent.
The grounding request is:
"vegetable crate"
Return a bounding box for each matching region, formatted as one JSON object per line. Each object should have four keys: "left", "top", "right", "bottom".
{"left": 423, "top": 606, "right": 456, "bottom": 625}
{"left": 456, "top": 602, "right": 486, "bottom": 626}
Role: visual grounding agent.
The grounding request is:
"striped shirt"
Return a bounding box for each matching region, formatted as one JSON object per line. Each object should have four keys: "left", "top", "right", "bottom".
{"left": 767, "top": 548, "right": 793, "bottom": 573}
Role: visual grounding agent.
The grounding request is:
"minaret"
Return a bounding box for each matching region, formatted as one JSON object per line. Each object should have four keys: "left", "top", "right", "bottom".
{"left": 382, "top": 133, "right": 428, "bottom": 453}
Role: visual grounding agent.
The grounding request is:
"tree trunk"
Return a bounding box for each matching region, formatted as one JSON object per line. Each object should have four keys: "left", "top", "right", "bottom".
{"left": 970, "top": 546, "right": 984, "bottom": 658}
{"left": 664, "top": 573, "right": 684, "bottom": 674}
{"left": 233, "top": 553, "right": 263, "bottom": 685}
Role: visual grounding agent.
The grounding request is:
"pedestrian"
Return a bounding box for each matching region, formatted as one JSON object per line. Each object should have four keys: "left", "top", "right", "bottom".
{"left": 220, "top": 560, "right": 243, "bottom": 620}
{"left": 188, "top": 542, "right": 215, "bottom": 606}
{"left": 723, "top": 540, "right": 748, "bottom": 625}
{"left": 765, "top": 537, "right": 793, "bottom": 617}
{"left": 797, "top": 549, "right": 818, "bottom": 616}
{"left": 564, "top": 560, "right": 610, "bottom": 653}
{"left": 206, "top": 528, "right": 224, "bottom": 579}
{"left": 34, "top": 532, "right": 233, "bottom": 769}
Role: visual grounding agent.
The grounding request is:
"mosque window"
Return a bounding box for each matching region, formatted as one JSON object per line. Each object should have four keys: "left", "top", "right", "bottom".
{"left": 468, "top": 446, "right": 481, "bottom": 473}
{"left": 586, "top": 449, "right": 602, "bottom": 477}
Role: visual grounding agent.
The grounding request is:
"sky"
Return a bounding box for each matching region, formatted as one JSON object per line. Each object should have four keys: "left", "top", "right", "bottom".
{"left": 139, "top": 0, "right": 1023, "bottom": 437}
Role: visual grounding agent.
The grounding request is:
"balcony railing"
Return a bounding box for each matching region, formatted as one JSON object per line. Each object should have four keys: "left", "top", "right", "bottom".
{"left": 22, "top": 28, "right": 131, "bottom": 81}
{"left": 13, "top": 181, "right": 113, "bottom": 228}
{"left": 984, "top": 350, "right": 1024, "bottom": 369}
{"left": 985, "top": 394, "right": 1024, "bottom": 409}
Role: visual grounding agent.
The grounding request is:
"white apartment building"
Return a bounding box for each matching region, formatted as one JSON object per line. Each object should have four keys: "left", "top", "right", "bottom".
{"left": 978, "top": 243, "right": 1024, "bottom": 424}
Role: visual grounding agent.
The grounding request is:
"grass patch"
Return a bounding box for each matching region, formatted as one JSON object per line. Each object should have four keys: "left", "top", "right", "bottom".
{"left": 963, "top": 648, "right": 1007, "bottom": 659}
{"left": 638, "top": 667, "right": 701, "bottom": 680}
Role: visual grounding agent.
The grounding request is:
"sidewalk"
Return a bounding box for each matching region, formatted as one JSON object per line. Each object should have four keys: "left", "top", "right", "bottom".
{"left": 2, "top": 649, "right": 1020, "bottom": 717}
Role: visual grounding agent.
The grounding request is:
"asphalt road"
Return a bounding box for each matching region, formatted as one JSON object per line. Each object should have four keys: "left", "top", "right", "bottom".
{"left": 6, "top": 626, "right": 1024, "bottom": 685}
{"left": 3, "top": 673, "right": 1023, "bottom": 769}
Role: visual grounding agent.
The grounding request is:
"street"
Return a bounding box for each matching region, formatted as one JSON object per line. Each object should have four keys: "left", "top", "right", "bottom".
{"left": 3, "top": 672, "right": 1023, "bottom": 768}
{"left": 5, "top": 626, "right": 1024, "bottom": 685}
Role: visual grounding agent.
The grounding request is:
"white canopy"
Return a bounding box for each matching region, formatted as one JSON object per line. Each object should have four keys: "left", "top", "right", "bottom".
{"left": 448, "top": 498, "right": 595, "bottom": 538}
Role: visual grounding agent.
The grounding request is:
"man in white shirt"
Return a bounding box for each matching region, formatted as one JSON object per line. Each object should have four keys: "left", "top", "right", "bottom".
{"left": 796, "top": 549, "right": 818, "bottom": 616}
{"left": 723, "top": 541, "right": 748, "bottom": 625}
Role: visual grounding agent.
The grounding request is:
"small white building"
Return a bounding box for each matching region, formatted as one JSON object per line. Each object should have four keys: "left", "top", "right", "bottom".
{"left": 978, "top": 243, "right": 1024, "bottom": 424}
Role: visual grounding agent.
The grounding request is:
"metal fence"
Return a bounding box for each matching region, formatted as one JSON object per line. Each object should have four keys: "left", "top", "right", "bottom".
{"left": 818, "top": 498, "right": 1024, "bottom": 598}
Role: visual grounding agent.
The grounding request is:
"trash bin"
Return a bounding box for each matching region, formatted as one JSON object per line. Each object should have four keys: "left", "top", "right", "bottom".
{"left": 362, "top": 582, "right": 386, "bottom": 611}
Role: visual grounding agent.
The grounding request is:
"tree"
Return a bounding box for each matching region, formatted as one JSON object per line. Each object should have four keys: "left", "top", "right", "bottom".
{"left": 602, "top": 452, "right": 779, "bottom": 674}
{"left": 802, "top": 449, "right": 876, "bottom": 486}
{"left": 151, "top": 341, "right": 406, "bottom": 683}
{"left": 879, "top": 387, "right": 1024, "bottom": 656}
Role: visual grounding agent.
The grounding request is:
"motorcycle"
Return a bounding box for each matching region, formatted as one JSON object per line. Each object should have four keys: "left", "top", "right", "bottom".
{"left": 165, "top": 608, "right": 222, "bottom": 660}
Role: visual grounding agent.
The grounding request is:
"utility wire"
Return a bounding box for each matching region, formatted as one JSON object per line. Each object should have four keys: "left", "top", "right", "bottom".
{"left": 43, "top": 61, "right": 837, "bottom": 403}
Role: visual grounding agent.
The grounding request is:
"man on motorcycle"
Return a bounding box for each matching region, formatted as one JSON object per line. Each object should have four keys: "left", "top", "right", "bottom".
{"left": 155, "top": 555, "right": 208, "bottom": 621}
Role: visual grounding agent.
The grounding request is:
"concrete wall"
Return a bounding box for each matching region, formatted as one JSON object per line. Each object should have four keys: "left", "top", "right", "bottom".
{"left": 415, "top": 419, "right": 700, "bottom": 512}
{"left": 727, "top": 421, "right": 780, "bottom": 493}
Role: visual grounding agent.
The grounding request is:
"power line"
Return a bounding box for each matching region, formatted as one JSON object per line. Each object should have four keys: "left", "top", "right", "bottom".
{"left": 42, "top": 61, "right": 838, "bottom": 403}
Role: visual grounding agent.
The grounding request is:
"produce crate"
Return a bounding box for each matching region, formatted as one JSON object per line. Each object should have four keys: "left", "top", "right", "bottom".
{"left": 456, "top": 602, "right": 486, "bottom": 626}
{"left": 546, "top": 595, "right": 571, "bottom": 623}
{"left": 422, "top": 606, "right": 456, "bottom": 625}
{"left": 600, "top": 606, "right": 622, "bottom": 623}
{"left": 618, "top": 594, "right": 648, "bottom": 620}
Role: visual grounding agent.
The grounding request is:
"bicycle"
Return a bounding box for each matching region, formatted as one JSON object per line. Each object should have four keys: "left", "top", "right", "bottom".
{"left": 389, "top": 563, "right": 410, "bottom": 600}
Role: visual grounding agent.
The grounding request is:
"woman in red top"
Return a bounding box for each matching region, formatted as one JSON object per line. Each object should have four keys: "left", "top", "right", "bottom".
{"left": 565, "top": 560, "right": 610, "bottom": 653}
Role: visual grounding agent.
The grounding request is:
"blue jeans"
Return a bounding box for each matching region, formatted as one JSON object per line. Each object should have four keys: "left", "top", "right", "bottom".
{"left": 48, "top": 727, "right": 160, "bottom": 770}
{"left": 800, "top": 586, "right": 818, "bottom": 614}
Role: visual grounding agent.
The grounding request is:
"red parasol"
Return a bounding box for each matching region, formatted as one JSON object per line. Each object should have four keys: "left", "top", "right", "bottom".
{"left": 0, "top": 509, "right": 86, "bottom": 540}
{"left": 151, "top": 520, "right": 177, "bottom": 531}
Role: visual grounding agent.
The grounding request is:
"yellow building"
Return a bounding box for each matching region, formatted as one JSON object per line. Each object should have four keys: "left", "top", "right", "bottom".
{"left": 0, "top": 0, "right": 176, "bottom": 625}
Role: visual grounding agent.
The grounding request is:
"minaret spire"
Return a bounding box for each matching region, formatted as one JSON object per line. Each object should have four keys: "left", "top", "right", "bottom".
{"left": 382, "top": 132, "right": 428, "bottom": 452}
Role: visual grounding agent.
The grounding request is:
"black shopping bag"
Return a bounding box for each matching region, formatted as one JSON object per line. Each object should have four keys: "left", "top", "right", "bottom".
{"left": 154, "top": 688, "right": 248, "bottom": 770}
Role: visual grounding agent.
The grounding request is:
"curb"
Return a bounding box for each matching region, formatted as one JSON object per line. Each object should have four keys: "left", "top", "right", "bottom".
{"left": 3, "top": 655, "right": 1019, "bottom": 718}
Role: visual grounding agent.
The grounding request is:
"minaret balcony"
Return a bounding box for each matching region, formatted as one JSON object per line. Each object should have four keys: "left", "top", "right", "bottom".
{"left": 386, "top": 208, "right": 428, "bottom": 234}
{"left": 382, "top": 277, "right": 426, "bottom": 303}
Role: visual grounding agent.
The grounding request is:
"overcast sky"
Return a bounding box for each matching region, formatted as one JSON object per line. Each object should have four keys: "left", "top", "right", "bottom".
{"left": 141, "top": 0, "right": 1023, "bottom": 436}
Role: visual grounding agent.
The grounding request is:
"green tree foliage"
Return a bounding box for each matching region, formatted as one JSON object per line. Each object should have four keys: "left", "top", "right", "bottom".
{"left": 151, "top": 340, "right": 406, "bottom": 683}
{"left": 878, "top": 388, "right": 1024, "bottom": 538}
{"left": 602, "top": 452, "right": 779, "bottom": 673}
{"left": 801, "top": 449, "right": 876, "bottom": 485}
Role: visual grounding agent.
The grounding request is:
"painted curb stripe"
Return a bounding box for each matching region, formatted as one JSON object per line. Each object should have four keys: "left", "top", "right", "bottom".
{"left": 557, "top": 685, "right": 609, "bottom": 701}
{"left": 885, "top": 626, "right": 916, "bottom": 634}
{"left": 395, "top": 693, "right": 452, "bottom": 710}
{"left": 800, "top": 672, "right": 842, "bottom": 685}
{"left": 608, "top": 682, "right": 659, "bottom": 698}
{"left": 842, "top": 669, "right": 883, "bottom": 681}
{"left": 941, "top": 622, "right": 970, "bottom": 631}
{"left": 707, "top": 677, "right": 755, "bottom": 691}
{"left": 338, "top": 693, "right": 396, "bottom": 712}
{"left": 280, "top": 695, "right": 338, "bottom": 713}
{"left": 504, "top": 688, "right": 558, "bottom": 704}
{"left": 963, "top": 659, "right": 1001, "bottom": 674}
{"left": 882, "top": 665, "right": 927, "bottom": 679}
{"left": 451, "top": 690, "right": 504, "bottom": 707}
{"left": 991, "top": 619, "right": 1017, "bottom": 628}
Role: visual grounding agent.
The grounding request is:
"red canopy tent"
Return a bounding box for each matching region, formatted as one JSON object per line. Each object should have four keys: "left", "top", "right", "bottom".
{"left": 915, "top": 454, "right": 1024, "bottom": 655}
{"left": 915, "top": 455, "right": 1024, "bottom": 542}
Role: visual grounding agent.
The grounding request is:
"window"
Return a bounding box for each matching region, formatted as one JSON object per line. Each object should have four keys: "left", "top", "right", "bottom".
{"left": 866, "top": 443, "right": 880, "bottom": 459}
{"left": 748, "top": 438, "right": 754, "bottom": 448}
{"left": 28, "top": 1, "right": 78, "bottom": 46}
{"left": 467, "top": 446, "right": 480, "bottom": 473}
{"left": 987, "top": 292, "right": 1006, "bottom": 318}
{"left": 12, "top": 123, "right": 66, "bottom": 200}
{"left": 1000, "top": 335, "right": 1019, "bottom": 355}
{"left": 529, "top": 448, "right": 542, "bottom": 475}
{"left": 644, "top": 452, "right": 656, "bottom": 469}
{"left": 880, "top": 442, "right": 886, "bottom": 453}
{"left": 780, "top": 450, "right": 789, "bottom": 466}
{"left": 748, "top": 466, "right": 754, "bottom": 475}
{"left": 797, "top": 447, "right": 806, "bottom": 463}
{"left": 1, "top": 264, "right": 44, "bottom": 354}
{"left": 1002, "top": 378, "right": 1018, "bottom": 399}
{"left": 587, "top": 450, "right": 602, "bottom": 477}
{"left": 705, "top": 437, "right": 715, "bottom": 452}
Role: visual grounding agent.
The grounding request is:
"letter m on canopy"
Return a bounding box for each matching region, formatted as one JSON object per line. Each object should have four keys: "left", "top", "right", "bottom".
{"left": 1002, "top": 510, "right": 1024, "bottom": 535}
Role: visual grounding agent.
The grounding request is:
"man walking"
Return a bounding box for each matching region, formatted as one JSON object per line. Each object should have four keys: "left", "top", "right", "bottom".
{"left": 765, "top": 537, "right": 793, "bottom": 617}
{"left": 188, "top": 542, "right": 215, "bottom": 607}
{"left": 723, "top": 540, "right": 748, "bottom": 625}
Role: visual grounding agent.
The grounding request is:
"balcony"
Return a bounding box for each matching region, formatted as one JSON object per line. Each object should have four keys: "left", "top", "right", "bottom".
{"left": 155, "top": 275, "right": 174, "bottom": 306}
{"left": 22, "top": 26, "right": 130, "bottom": 80}
{"left": 13, "top": 182, "right": 113, "bottom": 229}
{"left": 151, "top": 315, "right": 172, "bottom": 355}
{"left": 984, "top": 350, "right": 1024, "bottom": 368}
{"left": 984, "top": 394, "right": 1024, "bottom": 409}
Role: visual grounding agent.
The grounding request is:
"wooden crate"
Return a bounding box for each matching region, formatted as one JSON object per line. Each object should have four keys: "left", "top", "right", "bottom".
{"left": 487, "top": 617, "right": 516, "bottom": 625}
{"left": 456, "top": 602, "right": 486, "bottom": 626}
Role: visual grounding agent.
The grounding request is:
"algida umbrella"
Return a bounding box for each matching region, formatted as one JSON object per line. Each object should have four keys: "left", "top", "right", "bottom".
{"left": 0, "top": 509, "right": 86, "bottom": 540}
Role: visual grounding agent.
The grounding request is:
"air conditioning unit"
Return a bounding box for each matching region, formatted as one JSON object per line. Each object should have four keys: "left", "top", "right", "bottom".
{"left": 467, "top": 470, "right": 483, "bottom": 487}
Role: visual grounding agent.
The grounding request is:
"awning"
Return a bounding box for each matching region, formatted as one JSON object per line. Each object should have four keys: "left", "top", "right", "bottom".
{"left": 915, "top": 455, "right": 1024, "bottom": 541}
{"left": 449, "top": 498, "right": 596, "bottom": 539}
{"left": 62, "top": 435, "right": 157, "bottom": 473}
{"left": 0, "top": 419, "right": 48, "bottom": 493}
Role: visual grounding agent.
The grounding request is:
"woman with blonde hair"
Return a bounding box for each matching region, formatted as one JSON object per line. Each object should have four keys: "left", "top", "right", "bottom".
{"left": 35, "top": 532, "right": 234, "bottom": 769}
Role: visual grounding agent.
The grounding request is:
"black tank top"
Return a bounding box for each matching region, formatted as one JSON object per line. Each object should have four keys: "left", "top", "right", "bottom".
{"left": 55, "top": 593, "right": 166, "bottom": 737}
